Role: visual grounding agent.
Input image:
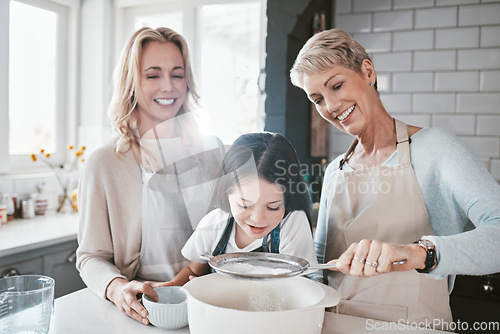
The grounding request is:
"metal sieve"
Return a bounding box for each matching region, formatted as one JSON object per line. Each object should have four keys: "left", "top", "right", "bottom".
{"left": 203, "top": 252, "right": 407, "bottom": 280}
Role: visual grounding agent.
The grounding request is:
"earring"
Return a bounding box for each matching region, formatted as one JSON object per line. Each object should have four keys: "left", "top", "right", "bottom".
{"left": 369, "top": 82, "right": 374, "bottom": 86}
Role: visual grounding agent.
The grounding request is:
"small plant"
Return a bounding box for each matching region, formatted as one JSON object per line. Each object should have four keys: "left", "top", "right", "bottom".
{"left": 31, "top": 145, "right": 85, "bottom": 212}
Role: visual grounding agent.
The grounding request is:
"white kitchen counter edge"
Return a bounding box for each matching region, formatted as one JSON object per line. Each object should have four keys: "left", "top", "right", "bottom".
{"left": 0, "top": 212, "right": 79, "bottom": 258}
{"left": 49, "top": 288, "right": 448, "bottom": 334}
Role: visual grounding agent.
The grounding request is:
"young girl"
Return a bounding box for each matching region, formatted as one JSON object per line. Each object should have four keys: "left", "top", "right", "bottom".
{"left": 168, "top": 132, "right": 317, "bottom": 285}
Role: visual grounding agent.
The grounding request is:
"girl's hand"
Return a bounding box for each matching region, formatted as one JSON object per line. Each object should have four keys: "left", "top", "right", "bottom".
{"left": 149, "top": 280, "right": 175, "bottom": 288}
{"left": 105, "top": 278, "right": 164, "bottom": 325}
{"left": 334, "top": 239, "right": 424, "bottom": 277}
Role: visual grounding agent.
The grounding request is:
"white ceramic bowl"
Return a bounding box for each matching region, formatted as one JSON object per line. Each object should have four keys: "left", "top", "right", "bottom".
{"left": 181, "top": 274, "right": 340, "bottom": 334}
{"left": 143, "top": 286, "right": 188, "bottom": 330}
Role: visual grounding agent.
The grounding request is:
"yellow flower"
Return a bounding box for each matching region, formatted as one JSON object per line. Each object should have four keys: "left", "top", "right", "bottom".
{"left": 40, "top": 149, "right": 45, "bottom": 153}
{"left": 45, "top": 153, "right": 51, "bottom": 158}
{"left": 68, "top": 145, "right": 74, "bottom": 150}
{"left": 31, "top": 154, "right": 37, "bottom": 161}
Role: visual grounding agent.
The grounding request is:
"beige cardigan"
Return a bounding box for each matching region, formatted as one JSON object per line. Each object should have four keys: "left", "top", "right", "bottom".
{"left": 76, "top": 135, "right": 224, "bottom": 299}
{"left": 76, "top": 137, "right": 143, "bottom": 299}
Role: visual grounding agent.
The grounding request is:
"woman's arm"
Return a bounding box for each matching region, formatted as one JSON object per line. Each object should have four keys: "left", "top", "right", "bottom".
{"left": 331, "top": 130, "right": 500, "bottom": 277}
{"left": 76, "top": 142, "right": 145, "bottom": 326}
{"left": 76, "top": 145, "right": 129, "bottom": 297}
{"left": 422, "top": 132, "right": 500, "bottom": 277}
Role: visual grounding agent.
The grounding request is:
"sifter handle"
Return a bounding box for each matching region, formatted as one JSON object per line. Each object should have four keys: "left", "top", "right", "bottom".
{"left": 309, "top": 259, "right": 407, "bottom": 270}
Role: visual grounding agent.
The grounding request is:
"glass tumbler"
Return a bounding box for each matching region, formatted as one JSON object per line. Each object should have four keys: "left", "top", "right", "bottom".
{"left": 0, "top": 275, "right": 55, "bottom": 334}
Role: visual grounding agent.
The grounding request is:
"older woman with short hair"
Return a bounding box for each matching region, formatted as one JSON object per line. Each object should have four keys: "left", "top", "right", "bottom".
{"left": 290, "top": 28, "right": 500, "bottom": 327}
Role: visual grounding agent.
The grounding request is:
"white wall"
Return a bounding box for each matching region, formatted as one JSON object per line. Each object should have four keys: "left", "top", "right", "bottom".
{"left": 330, "top": 0, "right": 500, "bottom": 181}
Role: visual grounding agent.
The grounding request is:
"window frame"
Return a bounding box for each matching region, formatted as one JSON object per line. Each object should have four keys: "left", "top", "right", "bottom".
{"left": 1, "top": 0, "right": 77, "bottom": 174}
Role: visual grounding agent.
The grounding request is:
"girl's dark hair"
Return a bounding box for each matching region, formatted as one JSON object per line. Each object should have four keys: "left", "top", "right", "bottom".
{"left": 210, "top": 132, "right": 311, "bottom": 225}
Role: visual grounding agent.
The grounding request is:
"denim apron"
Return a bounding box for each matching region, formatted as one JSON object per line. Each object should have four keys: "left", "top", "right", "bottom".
{"left": 211, "top": 213, "right": 289, "bottom": 260}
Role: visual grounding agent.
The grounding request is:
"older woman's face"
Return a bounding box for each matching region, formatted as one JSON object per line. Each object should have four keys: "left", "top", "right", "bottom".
{"left": 301, "top": 60, "right": 376, "bottom": 136}
{"left": 136, "top": 41, "right": 187, "bottom": 134}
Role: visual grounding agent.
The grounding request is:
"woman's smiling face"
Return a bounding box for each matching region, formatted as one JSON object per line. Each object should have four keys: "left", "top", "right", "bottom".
{"left": 228, "top": 177, "right": 285, "bottom": 248}
{"left": 136, "top": 41, "right": 187, "bottom": 134}
{"left": 301, "top": 59, "right": 377, "bottom": 136}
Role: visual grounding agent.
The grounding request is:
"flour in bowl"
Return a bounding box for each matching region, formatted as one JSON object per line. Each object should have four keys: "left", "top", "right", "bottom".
{"left": 220, "top": 262, "right": 291, "bottom": 276}
{"left": 247, "top": 288, "right": 287, "bottom": 311}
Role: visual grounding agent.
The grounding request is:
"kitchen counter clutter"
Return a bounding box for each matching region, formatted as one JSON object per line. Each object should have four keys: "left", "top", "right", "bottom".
{"left": 48, "top": 288, "right": 448, "bottom": 334}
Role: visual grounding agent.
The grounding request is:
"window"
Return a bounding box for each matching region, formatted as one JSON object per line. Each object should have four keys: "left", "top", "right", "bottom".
{"left": 197, "top": 2, "right": 264, "bottom": 143}
{"left": 117, "top": 0, "right": 267, "bottom": 144}
{"left": 1, "top": 0, "right": 71, "bottom": 173}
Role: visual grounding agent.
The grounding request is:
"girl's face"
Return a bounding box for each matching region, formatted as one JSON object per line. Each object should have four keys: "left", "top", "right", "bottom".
{"left": 301, "top": 59, "right": 377, "bottom": 137}
{"left": 136, "top": 41, "right": 187, "bottom": 135}
{"left": 228, "top": 177, "right": 285, "bottom": 247}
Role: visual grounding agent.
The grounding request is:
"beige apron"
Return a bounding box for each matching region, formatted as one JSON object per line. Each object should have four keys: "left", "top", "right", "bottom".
{"left": 325, "top": 119, "right": 453, "bottom": 328}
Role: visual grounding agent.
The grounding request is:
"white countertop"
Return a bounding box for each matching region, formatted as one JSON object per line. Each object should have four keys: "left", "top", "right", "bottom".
{"left": 48, "top": 288, "right": 448, "bottom": 334}
{"left": 0, "top": 212, "right": 79, "bottom": 257}
{"left": 49, "top": 289, "right": 189, "bottom": 334}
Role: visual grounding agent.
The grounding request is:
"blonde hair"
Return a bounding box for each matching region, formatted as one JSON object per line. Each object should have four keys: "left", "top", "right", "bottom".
{"left": 108, "top": 27, "right": 199, "bottom": 158}
{"left": 290, "top": 29, "right": 373, "bottom": 89}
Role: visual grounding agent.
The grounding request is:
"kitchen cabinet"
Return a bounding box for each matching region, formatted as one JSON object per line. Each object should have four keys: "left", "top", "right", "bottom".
{"left": 450, "top": 273, "right": 500, "bottom": 333}
{"left": 0, "top": 213, "right": 84, "bottom": 298}
{"left": 0, "top": 239, "right": 85, "bottom": 298}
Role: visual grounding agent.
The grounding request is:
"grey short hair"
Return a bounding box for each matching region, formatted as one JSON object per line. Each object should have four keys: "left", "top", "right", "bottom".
{"left": 290, "top": 29, "right": 372, "bottom": 88}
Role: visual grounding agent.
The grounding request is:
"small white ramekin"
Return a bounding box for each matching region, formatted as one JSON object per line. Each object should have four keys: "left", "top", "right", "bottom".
{"left": 143, "top": 286, "right": 188, "bottom": 329}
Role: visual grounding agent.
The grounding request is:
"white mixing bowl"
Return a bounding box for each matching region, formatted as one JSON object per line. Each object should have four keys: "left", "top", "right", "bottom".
{"left": 143, "top": 286, "right": 188, "bottom": 329}
{"left": 181, "top": 273, "right": 340, "bottom": 334}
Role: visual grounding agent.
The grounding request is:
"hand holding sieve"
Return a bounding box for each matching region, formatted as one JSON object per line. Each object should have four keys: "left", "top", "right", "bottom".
{"left": 201, "top": 252, "right": 407, "bottom": 280}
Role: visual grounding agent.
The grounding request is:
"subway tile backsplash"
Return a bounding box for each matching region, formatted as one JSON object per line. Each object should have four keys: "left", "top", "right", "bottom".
{"left": 459, "top": 3, "right": 500, "bottom": 26}
{"left": 435, "top": 27, "right": 479, "bottom": 49}
{"left": 372, "top": 52, "right": 412, "bottom": 72}
{"left": 457, "top": 93, "right": 500, "bottom": 113}
{"left": 352, "top": 0, "right": 391, "bottom": 13}
{"left": 480, "top": 70, "right": 500, "bottom": 91}
{"left": 477, "top": 116, "right": 500, "bottom": 136}
{"left": 435, "top": 71, "right": 479, "bottom": 92}
{"left": 392, "top": 72, "right": 434, "bottom": 92}
{"left": 457, "top": 49, "right": 500, "bottom": 70}
{"left": 393, "top": 30, "right": 434, "bottom": 51}
{"left": 480, "top": 26, "right": 500, "bottom": 47}
{"left": 336, "top": 13, "right": 371, "bottom": 33}
{"left": 415, "top": 7, "right": 458, "bottom": 29}
{"left": 334, "top": 0, "right": 500, "bottom": 181}
{"left": 394, "top": 0, "right": 434, "bottom": 10}
{"left": 373, "top": 10, "right": 413, "bottom": 32}
{"left": 380, "top": 94, "right": 412, "bottom": 113}
{"left": 432, "top": 115, "right": 476, "bottom": 135}
{"left": 413, "top": 51, "right": 457, "bottom": 71}
{"left": 413, "top": 94, "right": 456, "bottom": 114}
{"left": 352, "top": 32, "right": 391, "bottom": 52}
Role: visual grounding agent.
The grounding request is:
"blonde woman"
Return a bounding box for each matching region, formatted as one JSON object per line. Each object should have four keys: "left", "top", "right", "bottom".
{"left": 290, "top": 29, "right": 500, "bottom": 327}
{"left": 76, "top": 27, "right": 223, "bottom": 325}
